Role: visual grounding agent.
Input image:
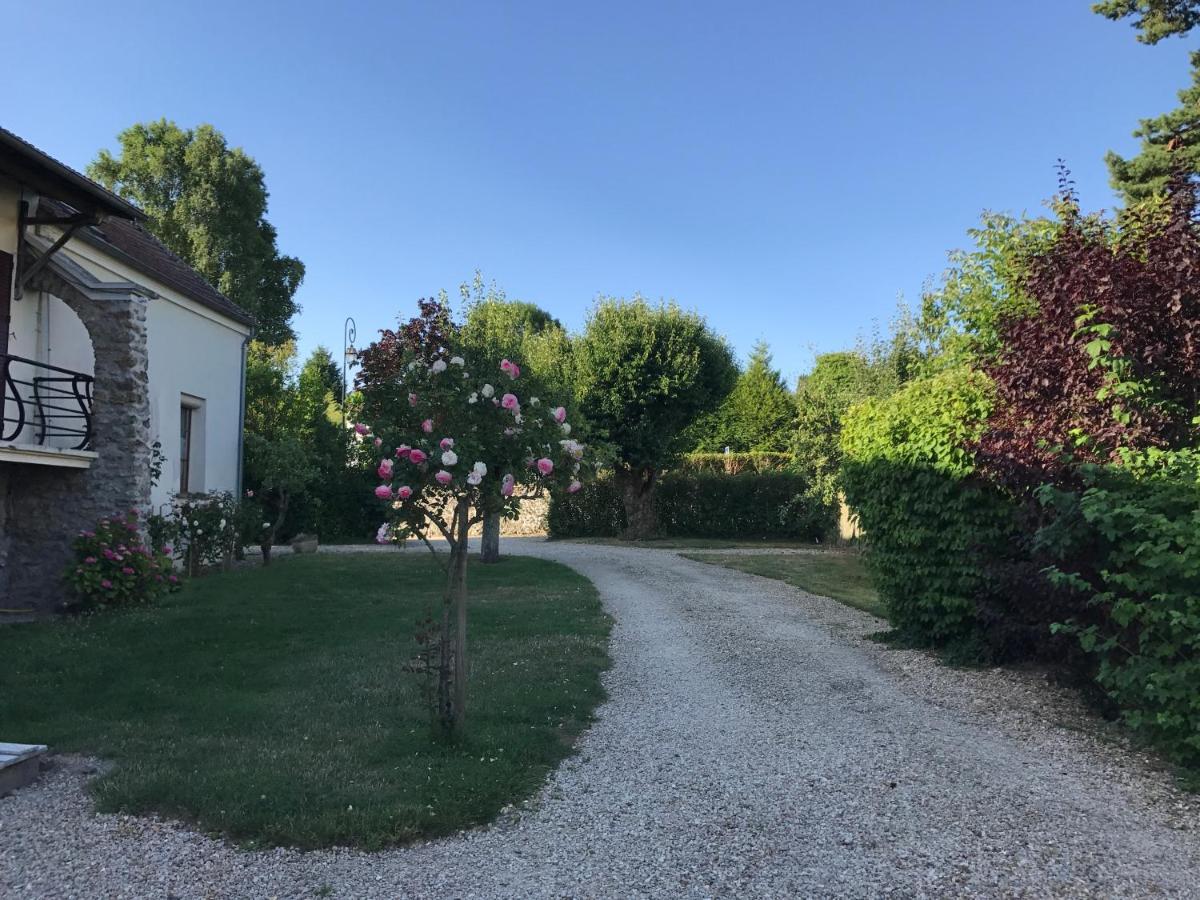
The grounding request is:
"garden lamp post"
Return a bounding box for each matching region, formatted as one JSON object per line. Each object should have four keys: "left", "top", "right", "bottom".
{"left": 342, "top": 316, "right": 358, "bottom": 426}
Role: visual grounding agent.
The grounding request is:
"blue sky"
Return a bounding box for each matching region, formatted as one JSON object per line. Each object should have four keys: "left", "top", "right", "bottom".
{"left": 7, "top": 1, "right": 1196, "bottom": 384}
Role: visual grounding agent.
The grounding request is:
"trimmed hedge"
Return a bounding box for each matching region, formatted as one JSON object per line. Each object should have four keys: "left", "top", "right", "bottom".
{"left": 1040, "top": 449, "right": 1200, "bottom": 774}
{"left": 548, "top": 470, "right": 832, "bottom": 540}
{"left": 678, "top": 452, "right": 792, "bottom": 475}
{"left": 840, "top": 368, "right": 1021, "bottom": 652}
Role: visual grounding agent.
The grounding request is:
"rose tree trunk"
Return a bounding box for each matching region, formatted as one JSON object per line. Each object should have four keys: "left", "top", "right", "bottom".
{"left": 436, "top": 499, "right": 472, "bottom": 737}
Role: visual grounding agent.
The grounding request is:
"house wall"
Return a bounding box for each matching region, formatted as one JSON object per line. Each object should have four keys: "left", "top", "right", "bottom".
{"left": 50, "top": 238, "right": 250, "bottom": 512}
{"left": 0, "top": 176, "right": 19, "bottom": 256}
{"left": 145, "top": 297, "right": 246, "bottom": 510}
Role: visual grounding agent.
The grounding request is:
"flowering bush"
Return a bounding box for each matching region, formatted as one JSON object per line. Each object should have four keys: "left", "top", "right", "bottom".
{"left": 156, "top": 492, "right": 240, "bottom": 575}
{"left": 65, "top": 511, "right": 178, "bottom": 609}
{"left": 355, "top": 299, "right": 591, "bottom": 736}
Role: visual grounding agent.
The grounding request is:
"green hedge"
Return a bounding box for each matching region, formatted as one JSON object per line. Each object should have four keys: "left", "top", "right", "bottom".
{"left": 548, "top": 471, "right": 832, "bottom": 540}
{"left": 840, "top": 368, "right": 1020, "bottom": 651}
{"left": 1040, "top": 448, "right": 1200, "bottom": 774}
{"left": 678, "top": 452, "right": 792, "bottom": 475}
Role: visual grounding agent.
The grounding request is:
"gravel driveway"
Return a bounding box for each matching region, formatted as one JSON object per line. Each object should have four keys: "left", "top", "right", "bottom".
{"left": 3, "top": 540, "right": 1199, "bottom": 898}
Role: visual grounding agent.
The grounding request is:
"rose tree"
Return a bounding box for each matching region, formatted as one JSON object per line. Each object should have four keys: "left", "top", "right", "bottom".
{"left": 356, "top": 351, "right": 587, "bottom": 736}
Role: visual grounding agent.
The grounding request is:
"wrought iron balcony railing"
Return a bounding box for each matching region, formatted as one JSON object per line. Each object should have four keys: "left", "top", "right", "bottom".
{"left": 1, "top": 354, "right": 94, "bottom": 451}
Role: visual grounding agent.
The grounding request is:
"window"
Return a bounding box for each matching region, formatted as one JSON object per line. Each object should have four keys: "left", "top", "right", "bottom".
{"left": 179, "top": 404, "right": 193, "bottom": 494}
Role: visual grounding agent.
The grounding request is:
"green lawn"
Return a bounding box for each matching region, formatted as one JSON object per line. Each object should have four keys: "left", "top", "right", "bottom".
{"left": 0, "top": 552, "right": 610, "bottom": 849}
{"left": 682, "top": 550, "right": 886, "bottom": 618}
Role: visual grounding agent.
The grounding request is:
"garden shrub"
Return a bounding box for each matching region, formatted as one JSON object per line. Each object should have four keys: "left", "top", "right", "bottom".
{"left": 546, "top": 472, "right": 625, "bottom": 538}
{"left": 1039, "top": 448, "right": 1200, "bottom": 773}
{"left": 66, "top": 511, "right": 178, "bottom": 609}
{"left": 840, "top": 368, "right": 1021, "bottom": 652}
{"left": 548, "top": 470, "right": 831, "bottom": 540}
{"left": 679, "top": 452, "right": 792, "bottom": 475}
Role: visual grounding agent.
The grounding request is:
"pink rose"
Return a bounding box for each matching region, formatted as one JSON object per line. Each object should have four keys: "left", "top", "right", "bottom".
{"left": 408, "top": 392, "right": 418, "bottom": 407}
{"left": 553, "top": 406, "right": 567, "bottom": 424}
{"left": 421, "top": 419, "right": 434, "bottom": 433}
{"left": 501, "top": 393, "right": 519, "bottom": 410}
{"left": 395, "top": 444, "right": 411, "bottom": 459}
{"left": 397, "top": 485, "right": 413, "bottom": 500}
{"left": 100, "top": 579, "right": 113, "bottom": 590}
{"left": 501, "top": 474, "right": 515, "bottom": 497}
{"left": 435, "top": 470, "right": 453, "bottom": 485}
{"left": 500, "top": 359, "right": 521, "bottom": 379}
{"left": 536, "top": 457, "right": 554, "bottom": 476}
{"left": 374, "top": 485, "right": 394, "bottom": 500}
{"left": 354, "top": 423, "right": 370, "bottom": 435}
{"left": 567, "top": 479, "right": 583, "bottom": 493}
{"left": 373, "top": 437, "right": 383, "bottom": 448}
{"left": 408, "top": 448, "right": 428, "bottom": 465}
{"left": 377, "top": 459, "right": 394, "bottom": 479}
{"left": 439, "top": 437, "right": 455, "bottom": 450}
{"left": 84, "top": 556, "right": 97, "bottom": 564}
{"left": 121, "top": 566, "right": 135, "bottom": 575}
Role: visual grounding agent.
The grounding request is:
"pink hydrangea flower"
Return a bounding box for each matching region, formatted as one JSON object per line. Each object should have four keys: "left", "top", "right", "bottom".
{"left": 501, "top": 474, "right": 515, "bottom": 497}
{"left": 435, "top": 470, "right": 453, "bottom": 485}
{"left": 377, "top": 459, "right": 394, "bottom": 479}
{"left": 567, "top": 479, "right": 583, "bottom": 493}
{"left": 536, "top": 457, "right": 554, "bottom": 476}
{"left": 374, "top": 484, "right": 394, "bottom": 500}
{"left": 501, "top": 393, "right": 519, "bottom": 411}
{"left": 397, "top": 485, "right": 413, "bottom": 500}
{"left": 439, "top": 437, "right": 455, "bottom": 450}
{"left": 553, "top": 406, "right": 567, "bottom": 424}
{"left": 421, "top": 419, "right": 434, "bottom": 433}
{"left": 408, "top": 448, "right": 428, "bottom": 465}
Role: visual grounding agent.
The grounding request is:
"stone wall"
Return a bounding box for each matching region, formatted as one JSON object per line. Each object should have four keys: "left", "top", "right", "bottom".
{"left": 2, "top": 268, "right": 151, "bottom": 614}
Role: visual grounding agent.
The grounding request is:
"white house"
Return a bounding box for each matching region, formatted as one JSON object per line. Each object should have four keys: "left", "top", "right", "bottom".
{"left": 0, "top": 126, "right": 253, "bottom": 613}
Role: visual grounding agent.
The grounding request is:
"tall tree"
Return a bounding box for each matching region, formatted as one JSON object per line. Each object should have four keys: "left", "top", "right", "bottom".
{"left": 690, "top": 341, "right": 794, "bottom": 452}
{"left": 1094, "top": 0, "right": 1200, "bottom": 43}
{"left": 1105, "top": 53, "right": 1200, "bottom": 203}
{"left": 457, "top": 274, "right": 572, "bottom": 561}
{"left": 88, "top": 120, "right": 304, "bottom": 343}
{"left": 574, "top": 297, "right": 736, "bottom": 539}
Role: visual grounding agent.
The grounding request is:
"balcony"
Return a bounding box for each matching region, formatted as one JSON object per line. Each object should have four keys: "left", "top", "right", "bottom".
{"left": 0, "top": 354, "right": 96, "bottom": 468}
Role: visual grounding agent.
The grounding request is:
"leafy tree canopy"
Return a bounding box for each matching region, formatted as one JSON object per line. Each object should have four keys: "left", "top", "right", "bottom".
{"left": 88, "top": 120, "right": 304, "bottom": 343}
{"left": 689, "top": 341, "right": 794, "bottom": 453}
{"left": 1105, "top": 53, "right": 1200, "bottom": 203}
{"left": 574, "top": 297, "right": 737, "bottom": 473}
{"left": 1094, "top": 0, "right": 1200, "bottom": 43}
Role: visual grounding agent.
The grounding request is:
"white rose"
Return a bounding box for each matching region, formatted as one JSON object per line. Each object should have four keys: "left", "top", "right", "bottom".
{"left": 442, "top": 450, "right": 458, "bottom": 466}
{"left": 450, "top": 356, "right": 465, "bottom": 366}
{"left": 530, "top": 397, "right": 540, "bottom": 406}
{"left": 430, "top": 359, "right": 448, "bottom": 373}
{"left": 468, "top": 392, "right": 478, "bottom": 404}
{"left": 262, "top": 521, "right": 271, "bottom": 528}
{"left": 481, "top": 383, "right": 495, "bottom": 398}
{"left": 472, "top": 461, "right": 487, "bottom": 476}
{"left": 561, "top": 423, "right": 571, "bottom": 435}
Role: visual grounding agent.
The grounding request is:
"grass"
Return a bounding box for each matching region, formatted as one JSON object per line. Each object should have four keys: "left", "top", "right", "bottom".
{"left": 681, "top": 550, "right": 886, "bottom": 618}
{"left": 0, "top": 552, "right": 610, "bottom": 849}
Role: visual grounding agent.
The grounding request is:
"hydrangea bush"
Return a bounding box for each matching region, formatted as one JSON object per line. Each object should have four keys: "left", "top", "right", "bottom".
{"left": 355, "top": 306, "right": 589, "bottom": 736}
{"left": 66, "top": 510, "right": 179, "bottom": 609}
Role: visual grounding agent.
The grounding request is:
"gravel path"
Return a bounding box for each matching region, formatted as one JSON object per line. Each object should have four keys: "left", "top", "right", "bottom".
{"left": 3, "top": 540, "right": 1200, "bottom": 898}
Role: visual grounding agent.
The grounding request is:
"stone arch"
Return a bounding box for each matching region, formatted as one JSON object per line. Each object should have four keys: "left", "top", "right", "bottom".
{"left": 0, "top": 255, "right": 152, "bottom": 612}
